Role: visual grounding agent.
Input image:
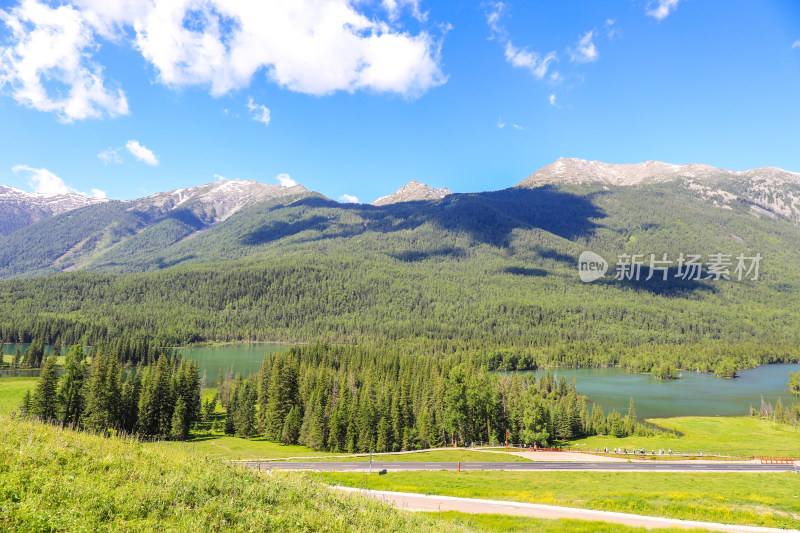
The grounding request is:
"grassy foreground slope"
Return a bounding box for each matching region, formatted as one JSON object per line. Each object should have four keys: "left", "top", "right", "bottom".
{"left": 0, "top": 416, "right": 467, "bottom": 533}
{"left": 318, "top": 470, "right": 800, "bottom": 530}
{"left": 0, "top": 418, "right": 701, "bottom": 533}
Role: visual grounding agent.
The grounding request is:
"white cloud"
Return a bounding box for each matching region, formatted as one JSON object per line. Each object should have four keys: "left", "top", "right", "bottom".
{"left": 98, "top": 148, "right": 122, "bottom": 165}
{"left": 646, "top": 0, "right": 681, "bottom": 20}
{"left": 569, "top": 31, "right": 598, "bottom": 64}
{"left": 0, "top": 0, "right": 129, "bottom": 122}
{"left": 548, "top": 94, "right": 557, "bottom": 106}
{"left": 497, "top": 118, "right": 506, "bottom": 129}
{"left": 0, "top": 0, "right": 446, "bottom": 121}
{"left": 486, "top": 2, "right": 556, "bottom": 80}
{"left": 125, "top": 140, "right": 159, "bottom": 166}
{"left": 605, "top": 19, "right": 617, "bottom": 40}
{"left": 120, "top": 0, "right": 444, "bottom": 97}
{"left": 12, "top": 163, "right": 103, "bottom": 197}
{"left": 504, "top": 42, "right": 557, "bottom": 79}
{"left": 382, "top": 0, "right": 426, "bottom": 23}
{"left": 276, "top": 173, "right": 297, "bottom": 187}
{"left": 793, "top": 40, "right": 800, "bottom": 50}
{"left": 512, "top": 124, "right": 524, "bottom": 130}
{"left": 246, "top": 97, "right": 270, "bottom": 126}
{"left": 339, "top": 193, "right": 359, "bottom": 203}
{"left": 12, "top": 164, "right": 72, "bottom": 195}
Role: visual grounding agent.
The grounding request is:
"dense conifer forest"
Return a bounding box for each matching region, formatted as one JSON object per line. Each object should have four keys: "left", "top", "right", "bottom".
{"left": 16, "top": 342, "right": 653, "bottom": 449}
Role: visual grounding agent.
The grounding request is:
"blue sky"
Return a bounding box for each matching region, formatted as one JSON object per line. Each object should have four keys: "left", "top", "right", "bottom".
{"left": 0, "top": 0, "right": 799, "bottom": 203}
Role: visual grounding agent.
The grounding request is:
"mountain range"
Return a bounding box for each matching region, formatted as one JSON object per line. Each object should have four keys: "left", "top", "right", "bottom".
{"left": 1, "top": 158, "right": 798, "bottom": 279}
{"left": 1, "top": 157, "right": 798, "bottom": 369}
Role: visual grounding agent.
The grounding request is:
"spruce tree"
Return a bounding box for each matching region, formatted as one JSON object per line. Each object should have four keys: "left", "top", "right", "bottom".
{"left": 11, "top": 345, "right": 21, "bottom": 370}
{"left": 236, "top": 380, "right": 257, "bottom": 438}
{"left": 83, "top": 349, "right": 123, "bottom": 433}
{"left": 31, "top": 354, "right": 59, "bottom": 421}
{"left": 281, "top": 405, "right": 302, "bottom": 444}
{"left": 20, "top": 389, "right": 32, "bottom": 415}
{"left": 170, "top": 396, "right": 189, "bottom": 441}
{"left": 137, "top": 354, "right": 174, "bottom": 437}
{"left": 626, "top": 397, "right": 637, "bottom": 435}
{"left": 58, "top": 345, "right": 88, "bottom": 428}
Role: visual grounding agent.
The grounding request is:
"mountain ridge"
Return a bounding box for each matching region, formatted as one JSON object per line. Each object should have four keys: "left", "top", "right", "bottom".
{"left": 518, "top": 158, "right": 800, "bottom": 223}
{"left": 372, "top": 179, "right": 452, "bottom": 205}
{"left": 0, "top": 185, "right": 107, "bottom": 235}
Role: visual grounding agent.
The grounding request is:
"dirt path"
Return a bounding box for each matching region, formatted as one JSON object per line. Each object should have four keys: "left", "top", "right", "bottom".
{"left": 335, "top": 486, "right": 797, "bottom": 532}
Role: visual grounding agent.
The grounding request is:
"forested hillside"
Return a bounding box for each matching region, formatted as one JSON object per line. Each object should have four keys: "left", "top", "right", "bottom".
{"left": 1, "top": 174, "right": 799, "bottom": 373}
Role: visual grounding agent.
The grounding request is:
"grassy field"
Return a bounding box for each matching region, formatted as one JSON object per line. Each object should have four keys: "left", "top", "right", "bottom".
{"left": 304, "top": 449, "right": 530, "bottom": 462}
{"left": 0, "top": 416, "right": 471, "bottom": 532}
{"left": 0, "top": 377, "right": 36, "bottom": 415}
{"left": 316, "top": 470, "right": 800, "bottom": 530}
{"left": 426, "top": 512, "right": 708, "bottom": 533}
{"left": 188, "top": 435, "right": 352, "bottom": 460}
{"left": 570, "top": 417, "right": 800, "bottom": 457}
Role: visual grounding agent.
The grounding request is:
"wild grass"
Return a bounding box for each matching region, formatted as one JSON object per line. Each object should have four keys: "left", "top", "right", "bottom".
{"left": 316, "top": 470, "right": 800, "bottom": 530}
{"left": 426, "top": 512, "right": 709, "bottom": 533}
{"left": 0, "top": 415, "right": 471, "bottom": 532}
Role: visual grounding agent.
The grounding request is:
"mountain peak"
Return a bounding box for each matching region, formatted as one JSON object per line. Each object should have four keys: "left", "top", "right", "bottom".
{"left": 517, "top": 158, "right": 800, "bottom": 188}
{"left": 134, "top": 180, "right": 309, "bottom": 224}
{"left": 0, "top": 185, "right": 107, "bottom": 236}
{"left": 372, "top": 180, "right": 452, "bottom": 206}
{"left": 517, "top": 158, "right": 800, "bottom": 224}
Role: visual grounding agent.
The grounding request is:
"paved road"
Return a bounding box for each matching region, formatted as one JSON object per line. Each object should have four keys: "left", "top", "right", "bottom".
{"left": 335, "top": 487, "right": 799, "bottom": 533}
{"left": 244, "top": 460, "right": 796, "bottom": 472}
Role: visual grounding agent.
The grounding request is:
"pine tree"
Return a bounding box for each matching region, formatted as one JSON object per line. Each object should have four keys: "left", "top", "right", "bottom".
{"left": 170, "top": 396, "right": 189, "bottom": 441}
{"left": 236, "top": 380, "right": 257, "bottom": 438}
{"left": 83, "top": 349, "right": 123, "bottom": 433}
{"left": 263, "top": 354, "right": 297, "bottom": 440}
{"left": 257, "top": 356, "right": 271, "bottom": 434}
{"left": 10, "top": 344, "right": 21, "bottom": 370}
{"left": 31, "top": 354, "right": 59, "bottom": 420}
{"left": 625, "top": 397, "right": 637, "bottom": 435}
{"left": 58, "top": 345, "right": 88, "bottom": 428}
{"left": 281, "top": 405, "right": 302, "bottom": 444}
{"left": 120, "top": 367, "right": 142, "bottom": 432}
{"left": 52, "top": 337, "right": 63, "bottom": 359}
{"left": 443, "top": 366, "right": 468, "bottom": 446}
{"left": 137, "top": 354, "right": 174, "bottom": 437}
{"left": 20, "top": 389, "right": 32, "bottom": 415}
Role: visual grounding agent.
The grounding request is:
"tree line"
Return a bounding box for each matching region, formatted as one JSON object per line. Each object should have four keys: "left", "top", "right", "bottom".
{"left": 216, "top": 344, "right": 654, "bottom": 451}
{"left": 19, "top": 345, "right": 202, "bottom": 440}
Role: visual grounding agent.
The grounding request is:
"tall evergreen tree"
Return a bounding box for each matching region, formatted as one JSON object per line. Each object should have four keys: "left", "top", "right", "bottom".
{"left": 83, "top": 349, "right": 123, "bottom": 432}
{"left": 137, "top": 354, "right": 175, "bottom": 437}
{"left": 31, "top": 354, "right": 59, "bottom": 420}
{"left": 58, "top": 345, "right": 88, "bottom": 428}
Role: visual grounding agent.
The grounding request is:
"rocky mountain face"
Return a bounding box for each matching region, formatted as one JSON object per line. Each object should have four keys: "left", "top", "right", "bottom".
{"left": 518, "top": 158, "right": 800, "bottom": 224}
{"left": 0, "top": 179, "right": 312, "bottom": 278}
{"left": 0, "top": 185, "right": 106, "bottom": 235}
{"left": 133, "top": 180, "right": 309, "bottom": 225}
{"left": 372, "top": 180, "right": 452, "bottom": 206}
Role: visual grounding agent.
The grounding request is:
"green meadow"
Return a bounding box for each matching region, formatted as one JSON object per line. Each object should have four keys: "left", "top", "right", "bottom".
{"left": 316, "top": 470, "right": 800, "bottom": 530}
{"left": 571, "top": 417, "right": 800, "bottom": 457}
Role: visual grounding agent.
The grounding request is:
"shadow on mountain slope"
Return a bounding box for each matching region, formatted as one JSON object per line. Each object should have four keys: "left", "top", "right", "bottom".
{"left": 240, "top": 186, "right": 606, "bottom": 249}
